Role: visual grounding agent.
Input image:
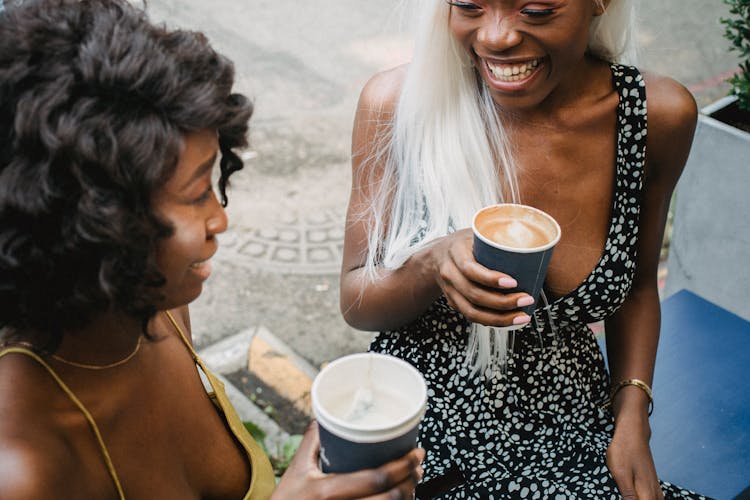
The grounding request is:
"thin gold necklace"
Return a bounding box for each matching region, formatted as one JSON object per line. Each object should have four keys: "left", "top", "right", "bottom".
{"left": 12, "top": 336, "right": 143, "bottom": 370}
{"left": 51, "top": 336, "right": 143, "bottom": 370}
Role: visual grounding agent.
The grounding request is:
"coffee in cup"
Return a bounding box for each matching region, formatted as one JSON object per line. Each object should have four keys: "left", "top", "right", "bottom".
{"left": 474, "top": 204, "right": 558, "bottom": 250}
{"left": 311, "top": 353, "right": 427, "bottom": 473}
{"left": 472, "top": 204, "right": 561, "bottom": 315}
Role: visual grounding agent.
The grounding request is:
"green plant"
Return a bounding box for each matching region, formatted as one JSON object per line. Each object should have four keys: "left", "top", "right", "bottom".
{"left": 722, "top": 0, "right": 750, "bottom": 111}
{"left": 243, "top": 420, "right": 269, "bottom": 455}
{"left": 243, "top": 420, "right": 303, "bottom": 478}
{"left": 272, "top": 434, "right": 304, "bottom": 477}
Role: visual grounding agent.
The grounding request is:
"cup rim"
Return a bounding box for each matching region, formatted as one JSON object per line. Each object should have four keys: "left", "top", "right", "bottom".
{"left": 472, "top": 203, "right": 561, "bottom": 254}
{"left": 311, "top": 353, "right": 427, "bottom": 438}
{"left": 316, "top": 406, "right": 426, "bottom": 444}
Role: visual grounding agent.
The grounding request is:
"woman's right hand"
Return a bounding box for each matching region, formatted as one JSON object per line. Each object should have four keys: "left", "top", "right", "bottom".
{"left": 271, "top": 422, "right": 424, "bottom": 499}
{"left": 427, "top": 228, "right": 534, "bottom": 328}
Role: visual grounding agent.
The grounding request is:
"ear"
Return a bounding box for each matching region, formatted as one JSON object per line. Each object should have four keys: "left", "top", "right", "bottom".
{"left": 592, "top": 0, "right": 611, "bottom": 16}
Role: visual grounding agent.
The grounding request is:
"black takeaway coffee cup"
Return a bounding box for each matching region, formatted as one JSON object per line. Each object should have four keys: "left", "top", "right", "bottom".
{"left": 472, "top": 203, "right": 561, "bottom": 316}
{"left": 311, "top": 353, "right": 427, "bottom": 473}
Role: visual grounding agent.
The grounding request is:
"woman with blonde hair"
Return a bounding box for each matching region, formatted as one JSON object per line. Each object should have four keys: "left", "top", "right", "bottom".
{"left": 341, "top": 0, "right": 705, "bottom": 497}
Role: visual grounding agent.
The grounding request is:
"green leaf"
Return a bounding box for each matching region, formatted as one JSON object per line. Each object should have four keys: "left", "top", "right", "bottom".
{"left": 721, "top": 0, "right": 750, "bottom": 110}
{"left": 281, "top": 434, "right": 304, "bottom": 463}
{"left": 242, "top": 420, "right": 269, "bottom": 455}
{"left": 270, "top": 434, "right": 304, "bottom": 477}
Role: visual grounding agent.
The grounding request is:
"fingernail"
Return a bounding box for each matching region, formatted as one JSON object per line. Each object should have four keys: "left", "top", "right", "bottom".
{"left": 516, "top": 296, "right": 534, "bottom": 308}
{"left": 513, "top": 314, "right": 531, "bottom": 325}
{"left": 498, "top": 277, "right": 517, "bottom": 288}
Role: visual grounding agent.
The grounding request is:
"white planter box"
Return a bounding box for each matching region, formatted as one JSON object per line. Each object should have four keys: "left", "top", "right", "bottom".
{"left": 665, "top": 96, "right": 750, "bottom": 321}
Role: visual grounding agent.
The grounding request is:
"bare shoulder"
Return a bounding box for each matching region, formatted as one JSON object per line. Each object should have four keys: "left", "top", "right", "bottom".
{"left": 643, "top": 72, "right": 698, "bottom": 135}
{"left": 642, "top": 71, "right": 698, "bottom": 182}
{"left": 0, "top": 435, "right": 70, "bottom": 499}
{"left": 0, "top": 364, "right": 73, "bottom": 499}
{"left": 351, "top": 65, "right": 408, "bottom": 174}
{"left": 0, "top": 356, "right": 104, "bottom": 498}
{"left": 356, "top": 64, "right": 408, "bottom": 119}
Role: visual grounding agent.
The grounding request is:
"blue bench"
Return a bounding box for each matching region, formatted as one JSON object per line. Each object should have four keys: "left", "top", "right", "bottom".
{"left": 602, "top": 289, "right": 750, "bottom": 499}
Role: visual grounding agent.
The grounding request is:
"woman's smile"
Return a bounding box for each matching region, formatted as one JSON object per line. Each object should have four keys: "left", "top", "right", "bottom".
{"left": 480, "top": 56, "right": 545, "bottom": 91}
{"left": 486, "top": 58, "right": 540, "bottom": 81}
{"left": 448, "top": 0, "right": 598, "bottom": 109}
{"left": 189, "top": 257, "right": 213, "bottom": 281}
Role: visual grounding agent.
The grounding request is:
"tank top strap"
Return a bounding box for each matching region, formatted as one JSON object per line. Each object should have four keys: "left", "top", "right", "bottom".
{"left": 162, "top": 310, "right": 276, "bottom": 499}
{"left": 164, "top": 310, "right": 201, "bottom": 363}
{"left": 609, "top": 63, "right": 648, "bottom": 266}
{"left": 610, "top": 63, "right": 647, "bottom": 183}
{"left": 0, "top": 347, "right": 126, "bottom": 499}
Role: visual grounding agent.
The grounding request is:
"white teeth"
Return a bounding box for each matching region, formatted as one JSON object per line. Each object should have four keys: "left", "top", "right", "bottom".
{"left": 487, "top": 59, "right": 539, "bottom": 81}
{"left": 190, "top": 261, "right": 205, "bottom": 269}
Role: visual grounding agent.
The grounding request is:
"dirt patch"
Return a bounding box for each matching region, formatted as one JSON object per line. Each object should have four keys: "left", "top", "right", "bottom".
{"left": 226, "top": 369, "right": 312, "bottom": 435}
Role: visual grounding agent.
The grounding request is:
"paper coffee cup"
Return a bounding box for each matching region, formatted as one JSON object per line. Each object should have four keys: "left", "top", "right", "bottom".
{"left": 472, "top": 204, "right": 561, "bottom": 315}
{"left": 311, "top": 353, "right": 427, "bottom": 473}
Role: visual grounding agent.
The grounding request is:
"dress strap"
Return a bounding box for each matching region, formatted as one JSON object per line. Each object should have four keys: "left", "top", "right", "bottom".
{"left": 164, "top": 311, "right": 224, "bottom": 386}
{"left": 610, "top": 63, "right": 647, "bottom": 183}
{"left": 609, "top": 63, "right": 648, "bottom": 272}
{"left": 0, "top": 347, "right": 126, "bottom": 499}
{"left": 164, "top": 310, "right": 203, "bottom": 363}
{"left": 162, "top": 310, "right": 276, "bottom": 500}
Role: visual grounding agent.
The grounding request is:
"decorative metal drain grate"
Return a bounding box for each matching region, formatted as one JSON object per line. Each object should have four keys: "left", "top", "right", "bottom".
{"left": 216, "top": 207, "right": 345, "bottom": 275}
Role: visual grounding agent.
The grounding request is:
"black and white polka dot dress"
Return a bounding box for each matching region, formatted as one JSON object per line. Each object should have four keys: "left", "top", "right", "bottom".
{"left": 370, "top": 65, "right": 708, "bottom": 499}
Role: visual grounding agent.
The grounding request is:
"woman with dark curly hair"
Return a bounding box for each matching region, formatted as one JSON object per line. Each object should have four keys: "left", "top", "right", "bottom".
{"left": 0, "top": 0, "right": 423, "bottom": 498}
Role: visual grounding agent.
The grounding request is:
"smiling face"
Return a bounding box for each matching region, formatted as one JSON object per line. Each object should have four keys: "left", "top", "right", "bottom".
{"left": 447, "top": 0, "right": 604, "bottom": 110}
{"left": 153, "top": 129, "right": 228, "bottom": 309}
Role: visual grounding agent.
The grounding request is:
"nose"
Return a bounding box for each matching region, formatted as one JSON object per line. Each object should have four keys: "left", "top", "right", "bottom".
{"left": 206, "top": 190, "right": 228, "bottom": 238}
{"left": 477, "top": 14, "right": 522, "bottom": 52}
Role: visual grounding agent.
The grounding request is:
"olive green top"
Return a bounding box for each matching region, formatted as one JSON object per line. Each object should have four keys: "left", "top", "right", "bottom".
{"left": 0, "top": 311, "right": 276, "bottom": 500}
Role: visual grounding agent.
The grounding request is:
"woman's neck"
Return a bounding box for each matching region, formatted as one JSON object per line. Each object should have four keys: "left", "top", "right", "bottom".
{"left": 46, "top": 310, "right": 146, "bottom": 368}
{"left": 501, "top": 55, "right": 612, "bottom": 128}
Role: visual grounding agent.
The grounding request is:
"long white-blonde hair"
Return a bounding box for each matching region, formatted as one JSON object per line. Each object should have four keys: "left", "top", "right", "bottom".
{"left": 362, "top": 0, "right": 638, "bottom": 370}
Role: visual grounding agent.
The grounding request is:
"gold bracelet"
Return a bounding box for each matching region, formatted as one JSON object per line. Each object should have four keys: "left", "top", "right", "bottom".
{"left": 604, "top": 378, "right": 654, "bottom": 416}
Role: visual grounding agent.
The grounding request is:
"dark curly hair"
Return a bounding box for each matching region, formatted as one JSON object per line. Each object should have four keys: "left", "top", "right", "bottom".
{"left": 0, "top": 0, "right": 253, "bottom": 341}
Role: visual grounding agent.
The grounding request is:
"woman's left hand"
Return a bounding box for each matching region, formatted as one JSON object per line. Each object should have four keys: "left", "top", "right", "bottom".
{"left": 272, "top": 421, "right": 424, "bottom": 499}
{"left": 606, "top": 412, "right": 664, "bottom": 500}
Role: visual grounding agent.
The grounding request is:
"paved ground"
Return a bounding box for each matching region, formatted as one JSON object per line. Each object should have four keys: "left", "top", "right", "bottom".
{"left": 141, "top": 0, "right": 740, "bottom": 438}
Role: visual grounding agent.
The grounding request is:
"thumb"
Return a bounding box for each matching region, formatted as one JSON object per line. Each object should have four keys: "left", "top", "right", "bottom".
{"left": 292, "top": 421, "right": 321, "bottom": 468}
{"left": 619, "top": 479, "right": 638, "bottom": 500}
{"left": 611, "top": 468, "right": 637, "bottom": 499}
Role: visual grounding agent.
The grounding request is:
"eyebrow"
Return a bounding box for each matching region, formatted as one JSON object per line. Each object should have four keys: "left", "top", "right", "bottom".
{"left": 181, "top": 152, "right": 218, "bottom": 189}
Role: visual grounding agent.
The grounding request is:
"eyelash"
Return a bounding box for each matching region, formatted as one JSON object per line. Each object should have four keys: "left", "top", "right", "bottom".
{"left": 520, "top": 8, "right": 555, "bottom": 17}
{"left": 446, "top": 2, "right": 556, "bottom": 17}
{"left": 446, "top": 1, "right": 480, "bottom": 10}
{"left": 193, "top": 184, "right": 214, "bottom": 205}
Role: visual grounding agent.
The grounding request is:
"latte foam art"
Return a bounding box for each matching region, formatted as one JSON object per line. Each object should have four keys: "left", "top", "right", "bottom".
{"left": 489, "top": 219, "right": 539, "bottom": 248}
{"left": 477, "top": 215, "right": 551, "bottom": 249}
